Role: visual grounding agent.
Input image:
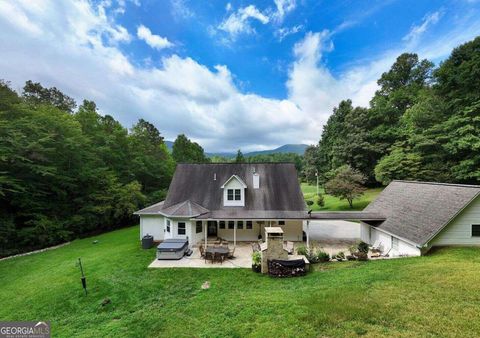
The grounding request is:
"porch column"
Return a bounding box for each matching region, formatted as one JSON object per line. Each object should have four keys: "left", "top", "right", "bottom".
{"left": 204, "top": 222, "right": 207, "bottom": 248}
{"left": 234, "top": 221, "right": 237, "bottom": 247}
{"left": 306, "top": 220, "right": 310, "bottom": 248}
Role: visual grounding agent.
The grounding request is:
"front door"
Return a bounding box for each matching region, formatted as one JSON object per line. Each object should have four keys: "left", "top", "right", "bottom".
{"left": 207, "top": 221, "right": 217, "bottom": 237}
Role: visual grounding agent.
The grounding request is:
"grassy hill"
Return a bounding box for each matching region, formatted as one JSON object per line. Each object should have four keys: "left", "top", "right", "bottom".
{"left": 301, "top": 183, "right": 383, "bottom": 211}
{"left": 1, "top": 226, "right": 480, "bottom": 337}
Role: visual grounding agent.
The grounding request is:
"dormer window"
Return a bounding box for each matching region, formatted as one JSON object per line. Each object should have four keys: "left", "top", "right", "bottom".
{"left": 221, "top": 175, "right": 247, "bottom": 207}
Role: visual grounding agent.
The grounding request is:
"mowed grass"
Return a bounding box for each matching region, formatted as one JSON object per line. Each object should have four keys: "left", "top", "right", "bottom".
{"left": 2, "top": 226, "right": 480, "bottom": 337}
{"left": 301, "top": 182, "right": 383, "bottom": 211}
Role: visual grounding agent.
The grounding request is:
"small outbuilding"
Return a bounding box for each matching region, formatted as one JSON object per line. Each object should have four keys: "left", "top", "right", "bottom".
{"left": 360, "top": 181, "right": 480, "bottom": 256}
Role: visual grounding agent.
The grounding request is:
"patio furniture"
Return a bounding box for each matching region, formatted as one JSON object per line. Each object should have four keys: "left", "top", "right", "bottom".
{"left": 205, "top": 246, "right": 229, "bottom": 264}
{"left": 199, "top": 244, "right": 205, "bottom": 258}
{"left": 371, "top": 240, "right": 382, "bottom": 252}
{"left": 252, "top": 242, "right": 261, "bottom": 252}
{"left": 284, "top": 241, "right": 294, "bottom": 254}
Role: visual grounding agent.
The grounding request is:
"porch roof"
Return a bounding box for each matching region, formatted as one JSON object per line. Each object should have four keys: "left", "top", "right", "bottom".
{"left": 194, "top": 210, "right": 308, "bottom": 219}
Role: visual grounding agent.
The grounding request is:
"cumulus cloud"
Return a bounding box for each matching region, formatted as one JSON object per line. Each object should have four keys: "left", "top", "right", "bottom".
{"left": 137, "top": 24, "right": 173, "bottom": 49}
{"left": 1, "top": 1, "right": 479, "bottom": 152}
{"left": 218, "top": 5, "right": 270, "bottom": 37}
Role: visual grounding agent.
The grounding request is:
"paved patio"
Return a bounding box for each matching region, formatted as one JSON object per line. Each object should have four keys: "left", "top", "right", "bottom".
{"left": 148, "top": 242, "right": 253, "bottom": 268}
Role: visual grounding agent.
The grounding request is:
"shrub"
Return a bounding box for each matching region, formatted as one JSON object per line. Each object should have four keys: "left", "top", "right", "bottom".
{"left": 316, "top": 250, "right": 330, "bottom": 262}
{"left": 358, "top": 241, "right": 369, "bottom": 254}
{"left": 296, "top": 245, "right": 308, "bottom": 256}
{"left": 314, "top": 194, "right": 325, "bottom": 207}
{"left": 336, "top": 251, "right": 345, "bottom": 261}
{"left": 306, "top": 200, "right": 314, "bottom": 206}
{"left": 252, "top": 251, "right": 261, "bottom": 266}
{"left": 356, "top": 252, "right": 368, "bottom": 261}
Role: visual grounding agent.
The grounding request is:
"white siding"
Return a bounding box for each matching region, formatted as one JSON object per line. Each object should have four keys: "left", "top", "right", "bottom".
{"left": 370, "top": 228, "right": 421, "bottom": 257}
{"left": 360, "top": 222, "right": 370, "bottom": 243}
{"left": 430, "top": 195, "right": 480, "bottom": 246}
{"left": 140, "top": 215, "right": 165, "bottom": 241}
{"left": 190, "top": 220, "right": 205, "bottom": 245}
{"left": 170, "top": 219, "right": 190, "bottom": 241}
{"left": 279, "top": 220, "right": 303, "bottom": 241}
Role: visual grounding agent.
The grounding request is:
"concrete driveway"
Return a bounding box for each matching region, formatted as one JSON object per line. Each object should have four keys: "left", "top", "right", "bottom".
{"left": 303, "top": 220, "right": 361, "bottom": 256}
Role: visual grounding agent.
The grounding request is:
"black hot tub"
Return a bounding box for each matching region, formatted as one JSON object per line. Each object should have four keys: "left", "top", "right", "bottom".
{"left": 156, "top": 239, "right": 189, "bottom": 260}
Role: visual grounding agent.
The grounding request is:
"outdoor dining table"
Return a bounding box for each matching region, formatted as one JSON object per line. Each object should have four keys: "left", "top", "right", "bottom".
{"left": 205, "top": 246, "right": 229, "bottom": 263}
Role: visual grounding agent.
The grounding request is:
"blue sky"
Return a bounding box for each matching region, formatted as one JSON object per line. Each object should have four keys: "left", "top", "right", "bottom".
{"left": 1, "top": 0, "right": 480, "bottom": 151}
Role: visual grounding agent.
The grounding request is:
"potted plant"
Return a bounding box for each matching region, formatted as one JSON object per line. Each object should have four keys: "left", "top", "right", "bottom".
{"left": 252, "top": 251, "right": 261, "bottom": 272}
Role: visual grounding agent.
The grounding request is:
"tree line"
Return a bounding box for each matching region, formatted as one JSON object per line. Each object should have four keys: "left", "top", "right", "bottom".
{"left": 303, "top": 36, "right": 480, "bottom": 187}
{"left": 0, "top": 81, "right": 211, "bottom": 256}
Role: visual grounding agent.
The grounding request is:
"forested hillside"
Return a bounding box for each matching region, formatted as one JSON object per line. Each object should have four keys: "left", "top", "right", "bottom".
{"left": 303, "top": 36, "right": 480, "bottom": 186}
{"left": 0, "top": 81, "right": 182, "bottom": 256}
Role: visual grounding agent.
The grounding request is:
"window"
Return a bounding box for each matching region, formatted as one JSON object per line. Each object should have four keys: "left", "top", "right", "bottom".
{"left": 219, "top": 221, "right": 225, "bottom": 229}
{"left": 196, "top": 221, "right": 202, "bottom": 234}
{"left": 178, "top": 222, "right": 186, "bottom": 235}
{"left": 278, "top": 220, "right": 285, "bottom": 225}
{"left": 472, "top": 224, "right": 480, "bottom": 237}
{"left": 166, "top": 219, "right": 170, "bottom": 233}
{"left": 228, "top": 221, "right": 235, "bottom": 229}
{"left": 237, "top": 221, "right": 243, "bottom": 229}
{"left": 392, "top": 237, "right": 399, "bottom": 251}
{"left": 227, "top": 189, "right": 234, "bottom": 200}
{"left": 246, "top": 221, "right": 253, "bottom": 229}
{"left": 234, "top": 189, "right": 241, "bottom": 200}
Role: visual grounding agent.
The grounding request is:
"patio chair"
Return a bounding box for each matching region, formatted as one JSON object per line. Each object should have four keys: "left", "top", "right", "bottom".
{"left": 204, "top": 250, "right": 214, "bottom": 263}
{"left": 284, "top": 241, "right": 294, "bottom": 255}
{"left": 371, "top": 240, "right": 382, "bottom": 252}
{"left": 228, "top": 247, "right": 235, "bottom": 259}
{"left": 199, "top": 244, "right": 205, "bottom": 258}
{"left": 214, "top": 252, "right": 225, "bottom": 264}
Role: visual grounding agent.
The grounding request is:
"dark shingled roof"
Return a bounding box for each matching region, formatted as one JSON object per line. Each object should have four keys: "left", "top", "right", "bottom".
{"left": 136, "top": 163, "right": 306, "bottom": 218}
{"left": 364, "top": 180, "right": 480, "bottom": 246}
{"left": 309, "top": 211, "right": 386, "bottom": 221}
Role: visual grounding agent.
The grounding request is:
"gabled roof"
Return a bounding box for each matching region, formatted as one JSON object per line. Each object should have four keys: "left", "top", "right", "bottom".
{"left": 135, "top": 163, "right": 306, "bottom": 218}
{"left": 220, "top": 174, "right": 247, "bottom": 188}
{"left": 161, "top": 200, "right": 209, "bottom": 217}
{"left": 309, "top": 211, "right": 386, "bottom": 221}
{"left": 365, "top": 180, "right": 480, "bottom": 246}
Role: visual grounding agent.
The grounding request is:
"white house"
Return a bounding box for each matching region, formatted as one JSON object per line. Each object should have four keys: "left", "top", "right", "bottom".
{"left": 134, "top": 163, "right": 307, "bottom": 246}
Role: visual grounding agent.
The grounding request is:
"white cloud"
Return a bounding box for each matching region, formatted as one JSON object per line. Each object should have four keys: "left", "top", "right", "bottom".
{"left": 272, "top": 0, "right": 296, "bottom": 22}
{"left": 403, "top": 11, "right": 442, "bottom": 45}
{"left": 1, "top": 1, "right": 480, "bottom": 152}
{"left": 137, "top": 24, "right": 173, "bottom": 50}
{"left": 275, "top": 24, "right": 303, "bottom": 41}
{"left": 218, "top": 5, "right": 269, "bottom": 38}
{"left": 170, "top": 0, "right": 193, "bottom": 20}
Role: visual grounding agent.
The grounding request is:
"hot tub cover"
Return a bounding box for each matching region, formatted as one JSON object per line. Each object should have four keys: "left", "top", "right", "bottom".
{"left": 157, "top": 239, "right": 189, "bottom": 252}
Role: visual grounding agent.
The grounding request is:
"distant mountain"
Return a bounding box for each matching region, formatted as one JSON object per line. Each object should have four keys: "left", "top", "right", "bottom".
{"left": 165, "top": 140, "right": 174, "bottom": 151}
{"left": 207, "top": 144, "right": 309, "bottom": 158}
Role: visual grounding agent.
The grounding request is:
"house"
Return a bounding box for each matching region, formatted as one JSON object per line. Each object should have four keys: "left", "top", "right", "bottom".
{"left": 359, "top": 181, "right": 480, "bottom": 256}
{"left": 134, "top": 163, "right": 306, "bottom": 246}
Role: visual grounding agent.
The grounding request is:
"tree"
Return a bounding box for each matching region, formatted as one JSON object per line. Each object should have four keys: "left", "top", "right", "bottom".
{"left": 325, "top": 165, "right": 366, "bottom": 208}
{"left": 302, "top": 145, "right": 320, "bottom": 184}
{"left": 22, "top": 80, "right": 76, "bottom": 113}
{"left": 172, "top": 134, "right": 209, "bottom": 163}
{"left": 235, "top": 149, "right": 245, "bottom": 163}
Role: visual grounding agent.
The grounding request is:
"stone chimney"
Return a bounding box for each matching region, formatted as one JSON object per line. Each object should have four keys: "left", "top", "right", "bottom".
{"left": 260, "top": 227, "right": 287, "bottom": 273}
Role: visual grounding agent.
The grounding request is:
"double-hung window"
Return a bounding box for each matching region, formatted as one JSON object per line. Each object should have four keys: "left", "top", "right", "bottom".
{"left": 178, "top": 222, "right": 186, "bottom": 235}
{"left": 166, "top": 219, "right": 171, "bottom": 233}
{"left": 234, "top": 189, "right": 241, "bottom": 200}
{"left": 228, "top": 221, "right": 235, "bottom": 229}
{"left": 227, "top": 189, "right": 234, "bottom": 200}
{"left": 219, "top": 221, "right": 225, "bottom": 229}
{"left": 246, "top": 221, "right": 253, "bottom": 229}
{"left": 237, "top": 221, "right": 244, "bottom": 229}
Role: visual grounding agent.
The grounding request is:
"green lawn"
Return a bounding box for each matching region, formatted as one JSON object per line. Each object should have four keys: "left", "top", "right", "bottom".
{"left": 2, "top": 226, "right": 480, "bottom": 337}
{"left": 301, "top": 182, "right": 383, "bottom": 211}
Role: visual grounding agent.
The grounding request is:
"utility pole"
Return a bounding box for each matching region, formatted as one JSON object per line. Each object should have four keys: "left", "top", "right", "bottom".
{"left": 315, "top": 170, "right": 319, "bottom": 196}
